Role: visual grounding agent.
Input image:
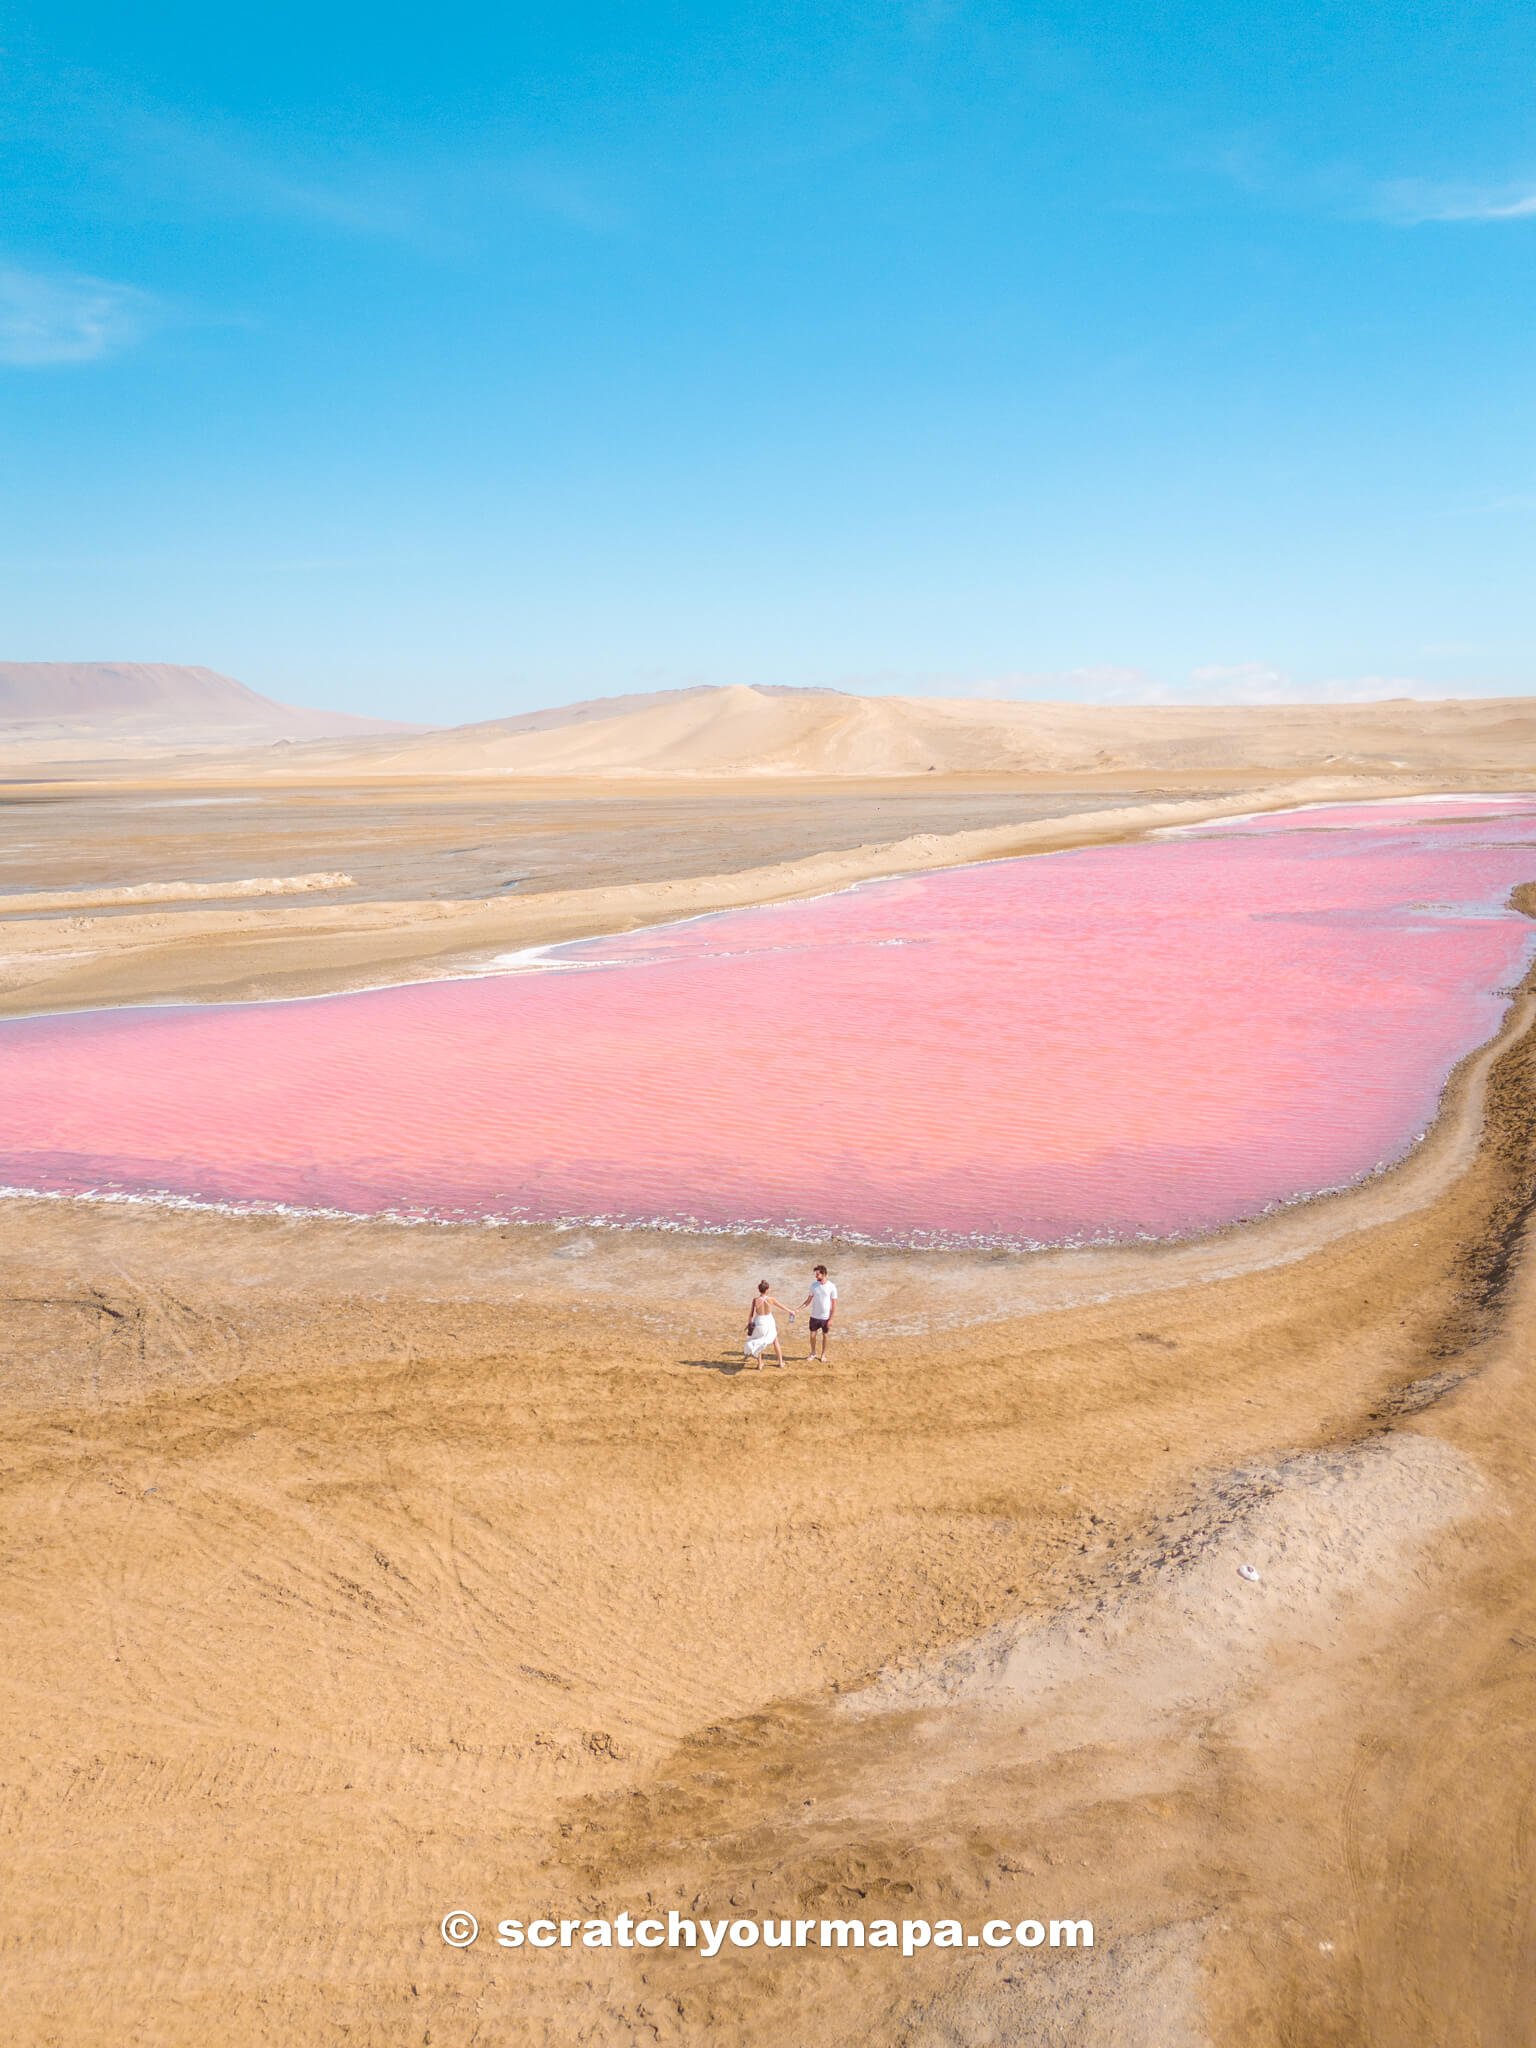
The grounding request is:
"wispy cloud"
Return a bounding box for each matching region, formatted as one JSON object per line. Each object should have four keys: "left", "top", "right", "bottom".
{"left": 929, "top": 665, "right": 1159, "bottom": 704}
{"left": 99, "top": 107, "right": 425, "bottom": 238}
{"left": 962, "top": 663, "right": 1495, "bottom": 705}
{"left": 1187, "top": 661, "right": 1292, "bottom": 701}
{"left": 0, "top": 261, "right": 156, "bottom": 366}
{"left": 1183, "top": 664, "right": 1482, "bottom": 704}
{"left": 1293, "top": 674, "right": 1491, "bottom": 702}
{"left": 949, "top": 666, "right": 1173, "bottom": 704}
{"left": 1375, "top": 178, "right": 1536, "bottom": 225}
{"left": 42, "top": 85, "right": 622, "bottom": 245}
{"left": 1185, "top": 667, "right": 1504, "bottom": 704}
{"left": 1196, "top": 144, "right": 1536, "bottom": 231}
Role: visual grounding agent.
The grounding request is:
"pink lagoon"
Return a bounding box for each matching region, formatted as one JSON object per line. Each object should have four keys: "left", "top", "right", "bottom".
{"left": 1, "top": 796, "right": 1534, "bottom": 1248}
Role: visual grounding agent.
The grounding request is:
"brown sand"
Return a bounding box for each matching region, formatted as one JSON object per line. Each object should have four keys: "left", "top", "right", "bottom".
{"left": 2, "top": 758, "right": 1535, "bottom": 2045}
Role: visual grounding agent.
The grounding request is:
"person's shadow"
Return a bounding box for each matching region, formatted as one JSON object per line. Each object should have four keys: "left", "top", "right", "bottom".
{"left": 683, "top": 1354, "right": 752, "bottom": 1376}
{"left": 686, "top": 1350, "right": 804, "bottom": 1375}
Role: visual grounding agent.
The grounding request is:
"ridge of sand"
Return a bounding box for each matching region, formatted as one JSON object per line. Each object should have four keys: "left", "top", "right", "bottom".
{"left": 109, "top": 682, "right": 1536, "bottom": 782}
{"left": 0, "top": 873, "right": 356, "bottom": 914}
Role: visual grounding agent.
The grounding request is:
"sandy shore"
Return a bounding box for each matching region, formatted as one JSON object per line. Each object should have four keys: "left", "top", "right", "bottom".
{"left": 3, "top": 771, "right": 1535, "bottom": 2044}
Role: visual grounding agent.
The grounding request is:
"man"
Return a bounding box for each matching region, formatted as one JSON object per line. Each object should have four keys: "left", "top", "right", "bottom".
{"left": 802, "top": 1264, "right": 838, "bottom": 1361}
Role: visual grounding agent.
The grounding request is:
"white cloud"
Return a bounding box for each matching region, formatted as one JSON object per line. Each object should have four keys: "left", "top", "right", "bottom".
{"left": 1188, "top": 661, "right": 1291, "bottom": 700}
{"left": 1193, "top": 668, "right": 1506, "bottom": 704}
{"left": 1451, "top": 193, "right": 1536, "bottom": 222}
{"left": 972, "top": 665, "right": 1168, "bottom": 704}
{"left": 970, "top": 663, "right": 1302, "bottom": 705}
{"left": 1184, "top": 666, "right": 1488, "bottom": 705}
{"left": 1297, "top": 674, "right": 1490, "bottom": 702}
{"left": 0, "top": 262, "right": 156, "bottom": 366}
{"left": 1376, "top": 179, "right": 1536, "bottom": 225}
{"left": 967, "top": 664, "right": 1496, "bottom": 705}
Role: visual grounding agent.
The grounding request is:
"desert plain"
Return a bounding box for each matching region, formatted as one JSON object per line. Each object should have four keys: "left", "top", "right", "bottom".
{"left": 3, "top": 677, "right": 1536, "bottom": 2045}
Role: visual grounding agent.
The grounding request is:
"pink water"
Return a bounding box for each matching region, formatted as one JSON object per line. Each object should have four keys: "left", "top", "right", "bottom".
{"left": 2, "top": 797, "right": 1534, "bottom": 1248}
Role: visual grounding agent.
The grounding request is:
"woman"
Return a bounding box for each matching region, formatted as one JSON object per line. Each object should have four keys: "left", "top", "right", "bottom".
{"left": 743, "top": 1279, "right": 795, "bottom": 1370}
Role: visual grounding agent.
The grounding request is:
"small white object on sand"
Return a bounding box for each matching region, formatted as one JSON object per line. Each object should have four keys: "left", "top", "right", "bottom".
{"left": 1237, "top": 1563, "right": 1261, "bottom": 1583}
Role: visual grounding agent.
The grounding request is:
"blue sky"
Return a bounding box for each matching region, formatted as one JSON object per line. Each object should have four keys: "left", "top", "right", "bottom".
{"left": 2, "top": 1, "right": 1534, "bottom": 721}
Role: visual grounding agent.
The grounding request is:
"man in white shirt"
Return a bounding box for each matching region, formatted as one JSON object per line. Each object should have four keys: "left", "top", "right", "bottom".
{"left": 802, "top": 1265, "right": 838, "bottom": 1361}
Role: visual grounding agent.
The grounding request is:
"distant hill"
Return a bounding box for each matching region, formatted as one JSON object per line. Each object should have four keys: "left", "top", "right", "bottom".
{"left": 9, "top": 673, "right": 1536, "bottom": 780}
{"left": 230, "top": 681, "right": 1536, "bottom": 781}
{"left": 0, "top": 663, "right": 420, "bottom": 756}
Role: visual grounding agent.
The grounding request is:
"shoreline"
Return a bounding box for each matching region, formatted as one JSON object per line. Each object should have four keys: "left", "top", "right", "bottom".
{"left": 1, "top": 793, "right": 1532, "bottom": 1314}
{"left": 3, "top": 944, "right": 1532, "bottom": 1343}
{"left": 3, "top": 772, "right": 1527, "bottom": 1023}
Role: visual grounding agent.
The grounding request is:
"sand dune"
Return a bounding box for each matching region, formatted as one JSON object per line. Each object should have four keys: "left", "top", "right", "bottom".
{"left": 179, "top": 682, "right": 1536, "bottom": 782}
{"left": 10, "top": 673, "right": 1536, "bottom": 782}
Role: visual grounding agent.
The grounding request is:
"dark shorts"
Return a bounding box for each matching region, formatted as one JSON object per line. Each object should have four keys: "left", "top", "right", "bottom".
{"left": 809, "top": 1317, "right": 831, "bottom": 1334}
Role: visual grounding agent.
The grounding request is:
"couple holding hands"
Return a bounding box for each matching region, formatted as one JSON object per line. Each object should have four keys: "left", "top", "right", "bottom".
{"left": 743, "top": 1264, "right": 837, "bottom": 1370}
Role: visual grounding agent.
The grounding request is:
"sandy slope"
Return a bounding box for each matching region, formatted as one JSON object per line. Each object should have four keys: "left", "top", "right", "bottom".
{"left": 158, "top": 683, "right": 1536, "bottom": 781}
{"left": 9, "top": 675, "right": 1536, "bottom": 782}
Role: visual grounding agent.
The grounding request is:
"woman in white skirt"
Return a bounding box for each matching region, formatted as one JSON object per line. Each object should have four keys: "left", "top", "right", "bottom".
{"left": 743, "top": 1279, "right": 795, "bottom": 1370}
